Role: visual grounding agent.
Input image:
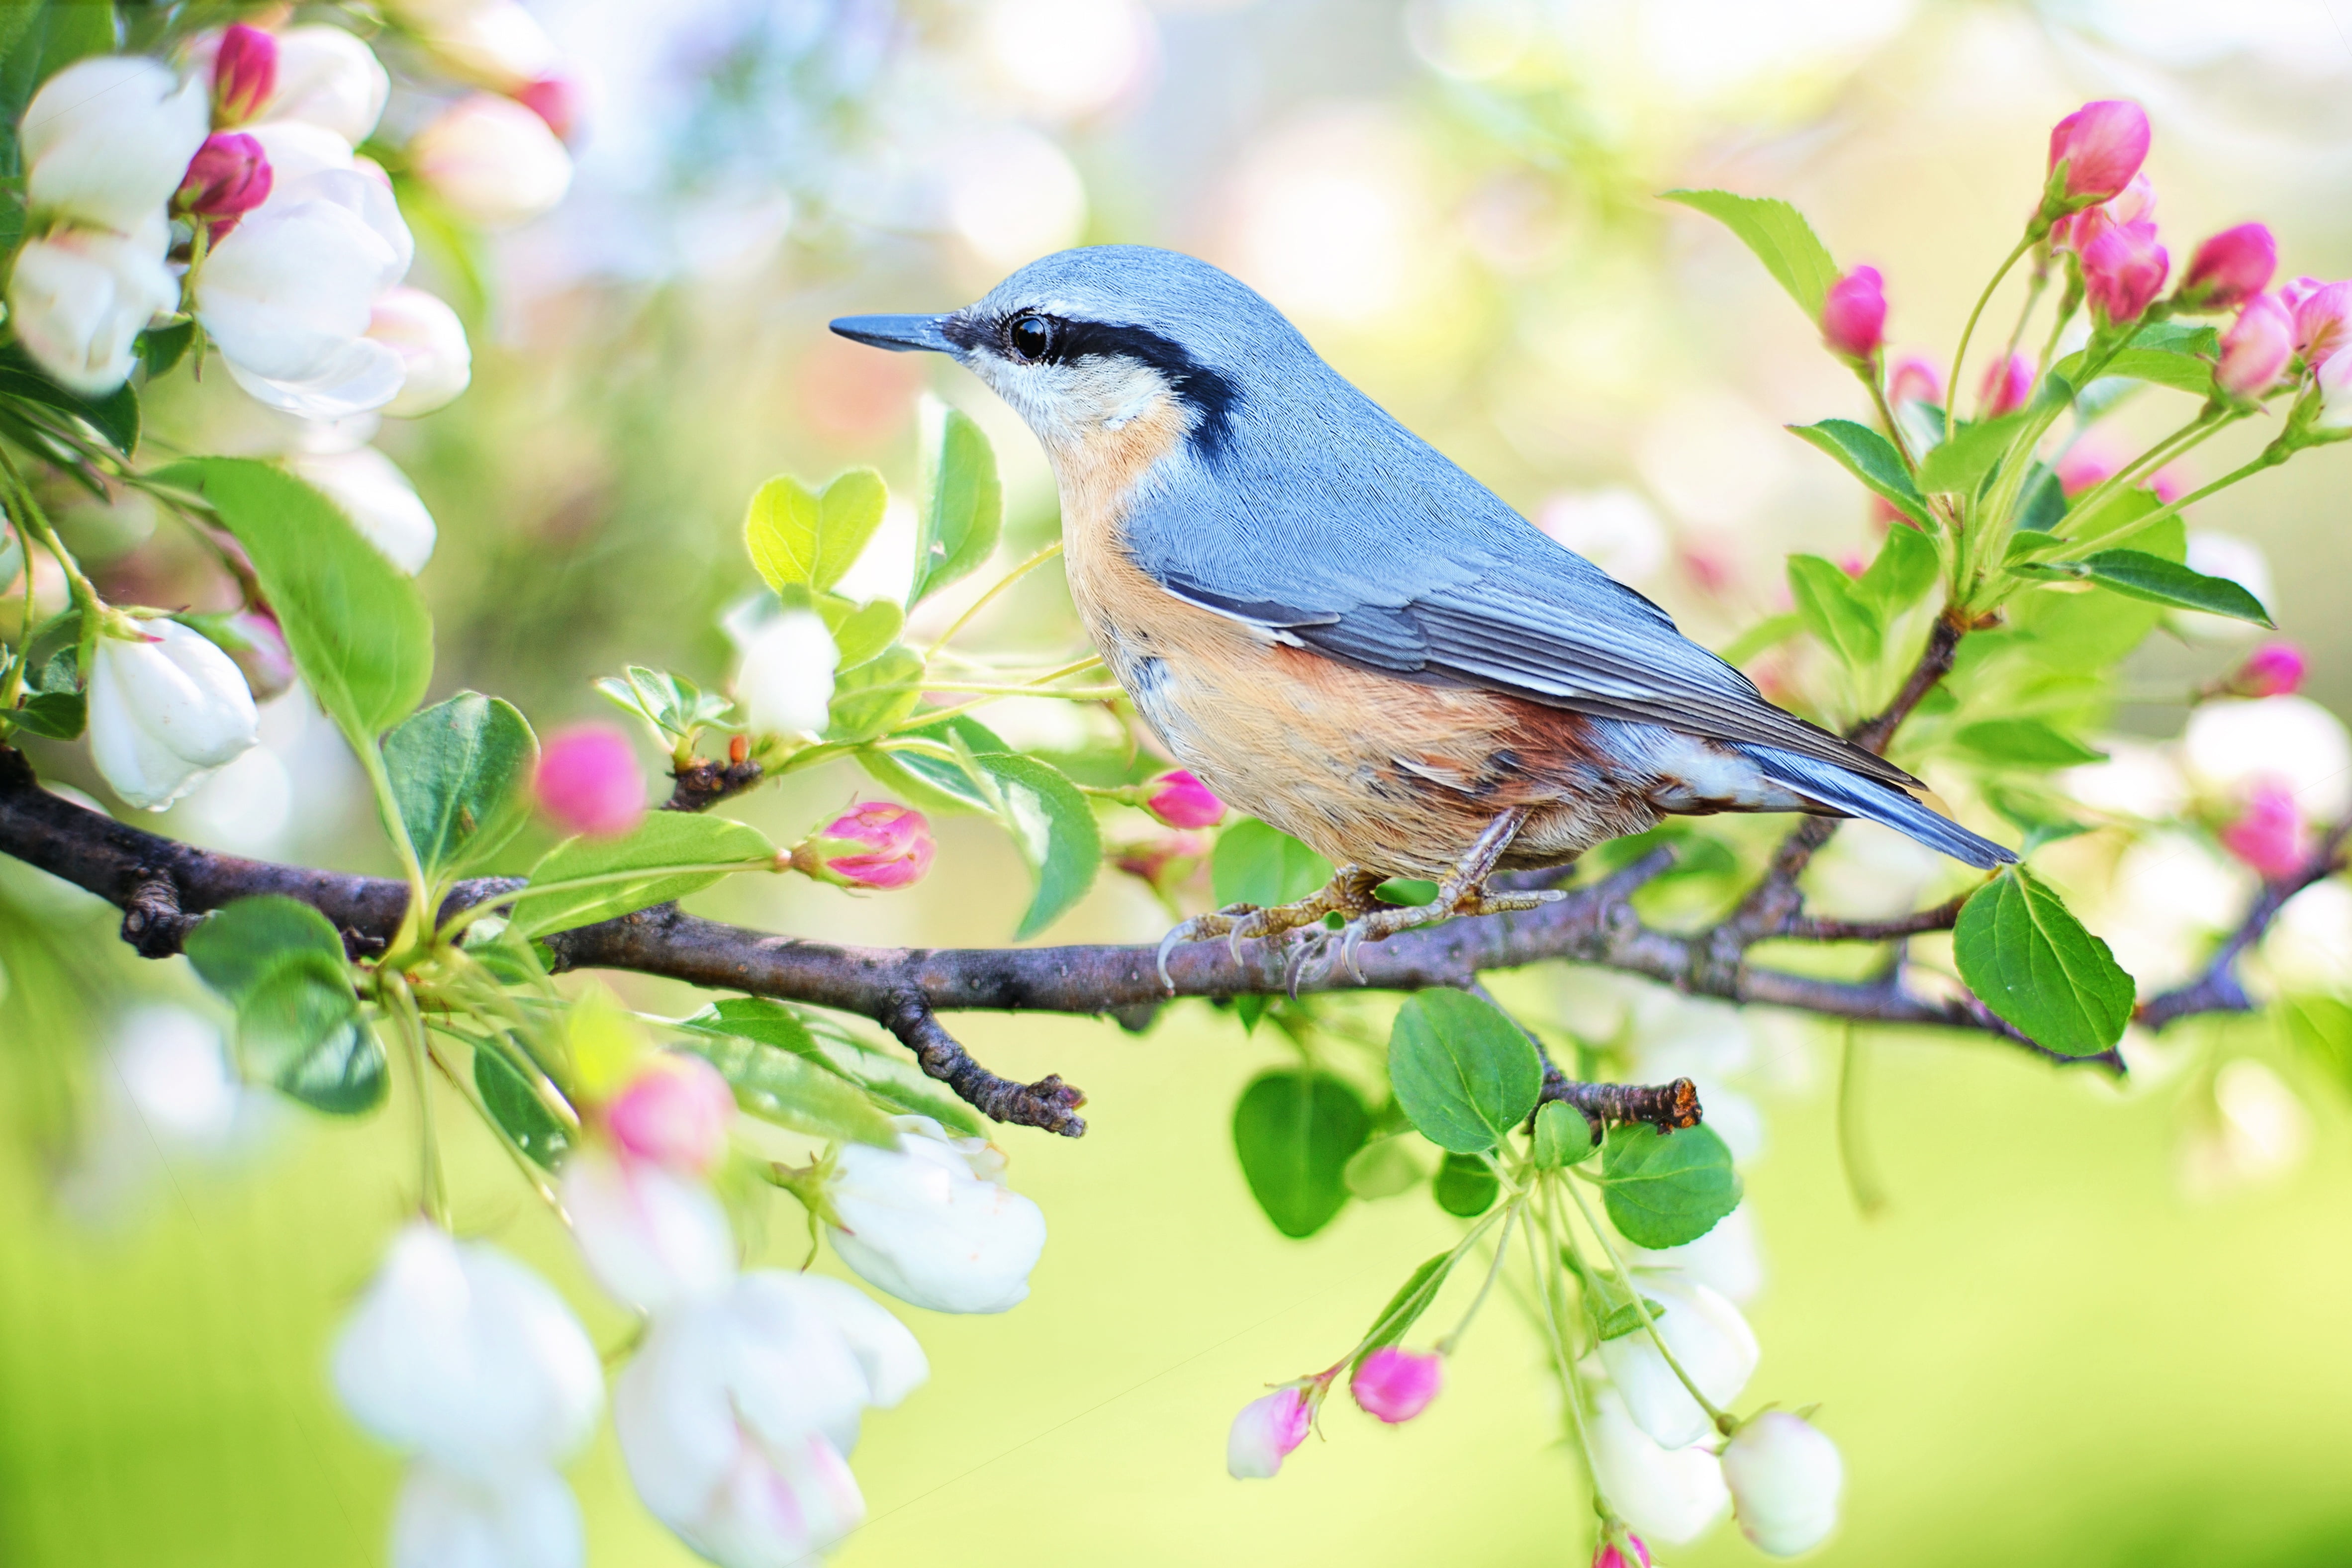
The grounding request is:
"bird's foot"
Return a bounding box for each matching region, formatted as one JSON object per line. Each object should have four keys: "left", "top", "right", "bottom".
{"left": 1155, "top": 865, "right": 1387, "bottom": 991}
{"left": 1285, "top": 810, "right": 1566, "bottom": 987}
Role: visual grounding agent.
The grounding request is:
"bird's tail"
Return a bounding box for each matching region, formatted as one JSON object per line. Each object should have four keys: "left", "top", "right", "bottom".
{"left": 1742, "top": 745, "right": 2017, "bottom": 870}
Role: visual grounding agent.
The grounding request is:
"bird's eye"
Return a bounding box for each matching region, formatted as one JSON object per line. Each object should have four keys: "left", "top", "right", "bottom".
{"left": 1007, "top": 314, "right": 1056, "bottom": 363}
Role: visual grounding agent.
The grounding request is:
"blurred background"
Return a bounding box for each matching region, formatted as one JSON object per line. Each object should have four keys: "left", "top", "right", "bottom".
{"left": 5, "top": 0, "right": 2352, "bottom": 1563}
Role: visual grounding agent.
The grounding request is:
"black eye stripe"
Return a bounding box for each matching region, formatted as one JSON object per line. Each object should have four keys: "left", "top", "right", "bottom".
{"left": 1004, "top": 313, "right": 1061, "bottom": 363}
{"left": 984, "top": 314, "right": 1239, "bottom": 460}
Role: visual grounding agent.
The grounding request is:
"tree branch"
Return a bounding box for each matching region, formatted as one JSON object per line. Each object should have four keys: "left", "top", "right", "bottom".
{"left": 2137, "top": 817, "right": 2352, "bottom": 1031}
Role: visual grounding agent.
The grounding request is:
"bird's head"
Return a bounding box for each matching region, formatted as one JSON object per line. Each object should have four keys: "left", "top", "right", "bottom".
{"left": 831, "top": 246, "right": 1315, "bottom": 471}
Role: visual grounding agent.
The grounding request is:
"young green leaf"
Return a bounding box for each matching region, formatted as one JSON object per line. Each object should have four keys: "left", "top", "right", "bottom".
{"left": 824, "top": 645, "right": 923, "bottom": 741}
{"left": 1953, "top": 718, "right": 2108, "bottom": 769}
{"left": 1211, "top": 818, "right": 1333, "bottom": 910}
{"left": 183, "top": 895, "right": 348, "bottom": 1002}
{"left": 744, "top": 468, "right": 888, "bottom": 595}
{"left": 1432, "top": 1150, "right": 1500, "bottom": 1217}
{"left": 1231, "top": 1069, "right": 1372, "bottom": 1238}
{"left": 383, "top": 691, "right": 538, "bottom": 877}
{"left": 1856, "top": 522, "right": 1941, "bottom": 614}
{"left": 680, "top": 997, "right": 985, "bottom": 1134}
{"left": 2016, "top": 550, "right": 2273, "bottom": 626}
{"left": 1599, "top": 1123, "right": 1742, "bottom": 1248}
{"left": 153, "top": 458, "right": 432, "bottom": 743}
{"left": 1787, "top": 554, "right": 1883, "bottom": 668}
{"left": 183, "top": 896, "right": 383, "bottom": 1115}
{"left": 1716, "top": 612, "right": 1804, "bottom": 667}
{"left": 1787, "top": 419, "right": 1932, "bottom": 528}
{"left": 1591, "top": 1292, "right": 1671, "bottom": 1342}
{"left": 818, "top": 594, "right": 905, "bottom": 671}
{"left": 856, "top": 715, "right": 1010, "bottom": 816}
{"left": 2015, "top": 464, "right": 2067, "bottom": 535}
{"left": 1954, "top": 869, "right": 2135, "bottom": 1057}
{"left": 7, "top": 687, "right": 82, "bottom": 739}
{"left": 971, "top": 750, "right": 1100, "bottom": 938}
{"left": 1342, "top": 1133, "right": 1429, "bottom": 1199}
{"left": 1532, "top": 1099, "right": 1598, "bottom": 1168}
{"left": 1387, "top": 989, "right": 1542, "bottom": 1154}
{"left": 673, "top": 1025, "right": 897, "bottom": 1146}
{"left": 507, "top": 812, "right": 774, "bottom": 938}
{"left": 1916, "top": 414, "right": 2025, "bottom": 496}
{"left": 1352, "top": 1251, "right": 1454, "bottom": 1371}
{"left": 0, "top": 339, "right": 137, "bottom": 453}
{"left": 910, "top": 405, "right": 1002, "bottom": 607}
{"left": 473, "top": 1042, "right": 574, "bottom": 1169}
{"left": 1659, "top": 189, "right": 1841, "bottom": 320}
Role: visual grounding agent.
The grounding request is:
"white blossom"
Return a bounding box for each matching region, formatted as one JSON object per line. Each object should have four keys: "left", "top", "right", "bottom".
{"left": 1592, "top": 1271, "right": 1758, "bottom": 1450}
{"left": 87, "top": 619, "right": 261, "bottom": 810}
{"left": 2183, "top": 696, "right": 2352, "bottom": 821}
{"left": 1586, "top": 1384, "right": 1731, "bottom": 1546}
{"left": 421, "top": 1, "right": 563, "bottom": 89}
{"left": 1629, "top": 1204, "right": 1765, "bottom": 1306}
{"left": 824, "top": 1115, "right": 1048, "bottom": 1314}
{"left": 411, "top": 94, "right": 573, "bottom": 227}
{"left": 1721, "top": 1411, "right": 1844, "bottom": 1557}
{"left": 562, "top": 1144, "right": 737, "bottom": 1313}
{"left": 21, "top": 56, "right": 208, "bottom": 233}
{"left": 391, "top": 1462, "right": 583, "bottom": 1568}
{"left": 734, "top": 611, "right": 839, "bottom": 738}
{"left": 7, "top": 222, "right": 179, "bottom": 395}
{"left": 287, "top": 446, "right": 438, "bottom": 573}
{"left": 371, "top": 287, "right": 474, "bottom": 417}
{"left": 262, "top": 25, "right": 391, "bottom": 143}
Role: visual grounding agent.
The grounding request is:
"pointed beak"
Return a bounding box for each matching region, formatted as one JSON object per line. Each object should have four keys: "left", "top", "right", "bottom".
{"left": 829, "top": 314, "right": 958, "bottom": 353}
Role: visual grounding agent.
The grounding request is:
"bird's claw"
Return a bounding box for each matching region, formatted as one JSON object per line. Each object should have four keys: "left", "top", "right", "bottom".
{"left": 1155, "top": 902, "right": 1261, "bottom": 992}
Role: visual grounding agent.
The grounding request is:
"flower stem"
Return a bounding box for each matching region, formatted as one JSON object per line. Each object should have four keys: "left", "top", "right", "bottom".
{"left": 1561, "top": 1170, "right": 1733, "bottom": 1431}
{"left": 2051, "top": 445, "right": 2287, "bottom": 561}
{"left": 2058, "top": 408, "right": 2234, "bottom": 541}
{"left": 926, "top": 540, "right": 1063, "bottom": 656}
{"left": 1529, "top": 1188, "right": 1614, "bottom": 1533}
{"left": 1946, "top": 233, "right": 2038, "bottom": 445}
{"left": 1435, "top": 1195, "right": 1521, "bottom": 1355}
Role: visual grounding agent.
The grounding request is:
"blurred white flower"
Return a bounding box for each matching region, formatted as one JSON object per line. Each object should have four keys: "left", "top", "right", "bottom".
{"left": 58, "top": 1005, "right": 282, "bottom": 1221}
{"left": 1592, "top": 1270, "right": 1758, "bottom": 1449}
{"left": 412, "top": 94, "right": 573, "bottom": 227}
{"left": 175, "top": 742, "right": 294, "bottom": 854}
{"left": 7, "top": 223, "right": 180, "bottom": 395}
{"left": 1630, "top": 1203, "right": 1765, "bottom": 1305}
{"left": 2177, "top": 532, "right": 2274, "bottom": 642}
{"left": 197, "top": 167, "right": 415, "bottom": 419}
{"left": 734, "top": 611, "right": 839, "bottom": 738}
{"left": 262, "top": 25, "right": 391, "bottom": 143}
{"left": 22, "top": 56, "right": 209, "bottom": 233}
{"left": 1533, "top": 487, "right": 1669, "bottom": 584}
{"left": 2100, "top": 831, "right": 2251, "bottom": 988}
{"left": 2062, "top": 738, "right": 2189, "bottom": 822}
{"left": 392, "top": 1462, "right": 582, "bottom": 1568}
{"left": 332, "top": 1222, "right": 604, "bottom": 1475}
{"left": 88, "top": 619, "right": 262, "bottom": 811}
{"left": 2181, "top": 1058, "right": 2309, "bottom": 1198}
{"left": 419, "top": 1, "right": 563, "bottom": 89}
{"left": 2262, "top": 881, "right": 2352, "bottom": 993}
{"left": 562, "top": 1144, "right": 737, "bottom": 1313}
{"left": 371, "top": 287, "right": 474, "bottom": 416}
{"left": 1586, "top": 1383, "right": 1731, "bottom": 1546}
{"left": 2182, "top": 696, "right": 2352, "bottom": 821}
{"left": 1721, "top": 1410, "right": 1844, "bottom": 1557}
{"left": 943, "top": 125, "right": 1087, "bottom": 269}
{"left": 981, "top": 0, "right": 1156, "bottom": 119}
{"left": 288, "top": 446, "right": 439, "bottom": 572}
{"left": 824, "top": 1115, "right": 1048, "bottom": 1314}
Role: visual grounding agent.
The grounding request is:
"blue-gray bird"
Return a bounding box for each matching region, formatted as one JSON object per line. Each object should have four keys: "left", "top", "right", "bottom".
{"left": 834, "top": 246, "right": 2012, "bottom": 957}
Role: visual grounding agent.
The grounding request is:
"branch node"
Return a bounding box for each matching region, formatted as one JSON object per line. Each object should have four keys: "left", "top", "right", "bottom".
{"left": 880, "top": 994, "right": 1087, "bottom": 1138}
{"left": 1538, "top": 1075, "right": 1703, "bottom": 1134}
{"left": 119, "top": 874, "right": 195, "bottom": 959}
{"left": 666, "top": 759, "right": 764, "bottom": 814}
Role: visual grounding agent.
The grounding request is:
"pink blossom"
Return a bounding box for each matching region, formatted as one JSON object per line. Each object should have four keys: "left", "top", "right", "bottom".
{"left": 2149, "top": 465, "right": 2189, "bottom": 504}
{"left": 2291, "top": 279, "right": 2351, "bottom": 367}
{"left": 534, "top": 724, "right": 647, "bottom": 838}
{"left": 1977, "top": 353, "right": 2032, "bottom": 417}
{"left": 2219, "top": 782, "right": 2311, "bottom": 880}
{"left": 2180, "top": 224, "right": 2276, "bottom": 311}
{"left": 2232, "top": 641, "right": 2307, "bottom": 698}
{"left": 2047, "top": 100, "right": 2151, "bottom": 202}
{"left": 198, "top": 607, "right": 295, "bottom": 702}
{"left": 2217, "top": 294, "right": 2295, "bottom": 396}
{"left": 1819, "top": 266, "right": 1885, "bottom": 363}
{"left": 1227, "top": 1386, "right": 1313, "bottom": 1478}
{"left": 2052, "top": 173, "right": 2156, "bottom": 254}
{"left": 174, "top": 132, "right": 272, "bottom": 231}
{"left": 1594, "top": 1538, "right": 1654, "bottom": 1568}
{"left": 2082, "top": 220, "right": 2169, "bottom": 325}
{"left": 800, "top": 802, "right": 934, "bottom": 890}
{"left": 607, "top": 1056, "right": 737, "bottom": 1176}
{"left": 514, "top": 76, "right": 582, "bottom": 143}
{"left": 1886, "top": 355, "right": 1941, "bottom": 408}
{"left": 2054, "top": 444, "right": 2119, "bottom": 497}
{"left": 211, "top": 23, "right": 277, "bottom": 127}
{"left": 1115, "top": 831, "right": 1210, "bottom": 890}
{"left": 2279, "top": 276, "right": 2325, "bottom": 315}
{"left": 1144, "top": 769, "right": 1224, "bottom": 829}
{"left": 1351, "top": 1347, "right": 1443, "bottom": 1424}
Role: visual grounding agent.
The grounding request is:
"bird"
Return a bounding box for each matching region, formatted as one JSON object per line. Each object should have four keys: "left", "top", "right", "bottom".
{"left": 833, "top": 246, "right": 2013, "bottom": 975}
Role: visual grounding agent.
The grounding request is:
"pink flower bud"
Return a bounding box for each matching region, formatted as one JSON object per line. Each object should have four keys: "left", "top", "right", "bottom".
{"left": 534, "top": 723, "right": 647, "bottom": 838}
{"left": 1819, "top": 266, "right": 1885, "bottom": 363}
{"left": 1115, "top": 830, "right": 1209, "bottom": 890}
{"left": 2219, "top": 781, "right": 2311, "bottom": 880}
{"left": 514, "top": 76, "right": 582, "bottom": 142}
{"left": 798, "top": 802, "right": 934, "bottom": 890}
{"left": 2279, "top": 276, "right": 2324, "bottom": 315}
{"left": 214, "top": 608, "right": 294, "bottom": 702}
{"left": 2047, "top": 99, "right": 2151, "bottom": 202}
{"left": 2081, "top": 219, "right": 2169, "bottom": 325}
{"left": 2049, "top": 174, "right": 2154, "bottom": 254}
{"left": 2149, "top": 464, "right": 2189, "bottom": 504}
{"left": 1593, "top": 1538, "right": 1654, "bottom": 1568}
{"left": 2179, "top": 223, "right": 2276, "bottom": 311}
{"left": 1350, "top": 1346, "right": 1443, "bottom": 1423}
{"left": 2291, "top": 279, "right": 2351, "bottom": 367}
{"left": 1886, "top": 354, "right": 1941, "bottom": 408}
{"left": 2054, "top": 443, "right": 2119, "bottom": 497}
{"left": 2217, "top": 293, "right": 2294, "bottom": 397}
{"left": 606, "top": 1055, "right": 736, "bottom": 1176}
{"left": 1227, "top": 1385, "right": 1312, "bottom": 1479}
{"left": 1977, "top": 352, "right": 2032, "bottom": 417}
{"left": 2232, "top": 641, "right": 2307, "bottom": 699}
{"left": 175, "top": 132, "right": 273, "bottom": 232}
{"left": 1144, "top": 768, "right": 1224, "bottom": 829}
{"left": 211, "top": 23, "right": 278, "bottom": 127}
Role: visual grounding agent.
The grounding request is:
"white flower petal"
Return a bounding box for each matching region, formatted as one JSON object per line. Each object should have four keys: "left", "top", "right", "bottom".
{"left": 1593, "top": 1272, "right": 1759, "bottom": 1450}
{"left": 825, "top": 1116, "right": 1047, "bottom": 1315}
{"left": 1722, "top": 1411, "right": 1844, "bottom": 1557}
{"left": 391, "top": 1462, "right": 584, "bottom": 1568}
{"left": 372, "top": 287, "right": 473, "bottom": 416}
{"left": 734, "top": 611, "right": 838, "bottom": 738}
{"left": 23, "top": 56, "right": 209, "bottom": 233}
{"left": 561, "top": 1146, "right": 736, "bottom": 1313}
{"left": 87, "top": 623, "right": 260, "bottom": 810}
{"left": 1587, "top": 1384, "right": 1731, "bottom": 1546}
{"left": 7, "top": 227, "right": 178, "bottom": 396}
{"left": 411, "top": 94, "right": 572, "bottom": 226}
{"left": 267, "top": 26, "right": 391, "bottom": 143}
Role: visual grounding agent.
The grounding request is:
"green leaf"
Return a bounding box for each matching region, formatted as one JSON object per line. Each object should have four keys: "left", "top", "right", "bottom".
{"left": 1374, "top": 877, "right": 1439, "bottom": 907}
{"left": 473, "top": 1044, "right": 573, "bottom": 1168}
{"left": 1353, "top": 1252, "right": 1454, "bottom": 1370}
{"left": 1716, "top": 612, "right": 1804, "bottom": 667}
{"left": 1660, "top": 189, "right": 1840, "bottom": 320}
{"left": 139, "top": 319, "right": 195, "bottom": 379}
{"left": 1953, "top": 718, "right": 2108, "bottom": 769}
{"left": 1342, "top": 1133, "right": 1429, "bottom": 1199}
{"left": 507, "top": 812, "right": 774, "bottom": 938}
{"left": 971, "top": 750, "right": 1101, "bottom": 938}
{"left": 1856, "top": 522, "right": 1940, "bottom": 614}
{"left": 0, "top": 339, "right": 136, "bottom": 453}
{"left": 856, "top": 715, "right": 1010, "bottom": 816}
{"left": 1599, "top": 1123, "right": 1742, "bottom": 1248}
{"left": 1592, "top": 1292, "right": 1671, "bottom": 1343}
{"left": 2016, "top": 549, "right": 2273, "bottom": 626}
{"left": 1231, "top": 1069, "right": 1372, "bottom": 1238}
{"left": 183, "top": 895, "right": 347, "bottom": 1002}
{"left": 1432, "top": 1150, "right": 1500, "bottom": 1216}
{"left": 673, "top": 1028, "right": 897, "bottom": 1147}
{"left": 823, "top": 645, "right": 923, "bottom": 742}
{"left": 680, "top": 997, "right": 983, "bottom": 1134}
{"left": 818, "top": 594, "right": 905, "bottom": 671}
{"left": 1916, "top": 414, "right": 2025, "bottom": 496}
{"left": 1532, "top": 1099, "right": 1598, "bottom": 1168}
{"left": 183, "top": 896, "right": 383, "bottom": 1115}
{"left": 1387, "top": 989, "right": 1542, "bottom": 1154}
{"left": 383, "top": 692, "right": 537, "bottom": 878}
{"left": 595, "top": 666, "right": 733, "bottom": 740}
{"left": 744, "top": 468, "right": 888, "bottom": 595}
{"left": 2281, "top": 995, "right": 2352, "bottom": 1093}
{"left": 1954, "top": 869, "right": 2135, "bottom": 1057}
{"left": 1787, "top": 419, "right": 1931, "bottom": 528}
{"left": 7, "top": 686, "right": 81, "bottom": 738}
{"left": 910, "top": 405, "right": 1002, "bottom": 606}
{"left": 1787, "top": 554, "right": 1882, "bottom": 668}
{"left": 1211, "top": 818, "right": 1333, "bottom": 910}
{"left": 2016, "top": 464, "right": 2067, "bottom": 534}
{"left": 2056, "top": 324, "right": 2220, "bottom": 399}
{"left": 153, "top": 459, "right": 432, "bottom": 743}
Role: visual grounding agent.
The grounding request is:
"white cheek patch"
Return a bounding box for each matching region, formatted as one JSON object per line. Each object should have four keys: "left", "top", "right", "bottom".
{"left": 985, "top": 356, "right": 1176, "bottom": 447}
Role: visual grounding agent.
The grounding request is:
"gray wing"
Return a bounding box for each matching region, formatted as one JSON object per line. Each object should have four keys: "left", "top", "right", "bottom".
{"left": 1125, "top": 392, "right": 1920, "bottom": 792}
